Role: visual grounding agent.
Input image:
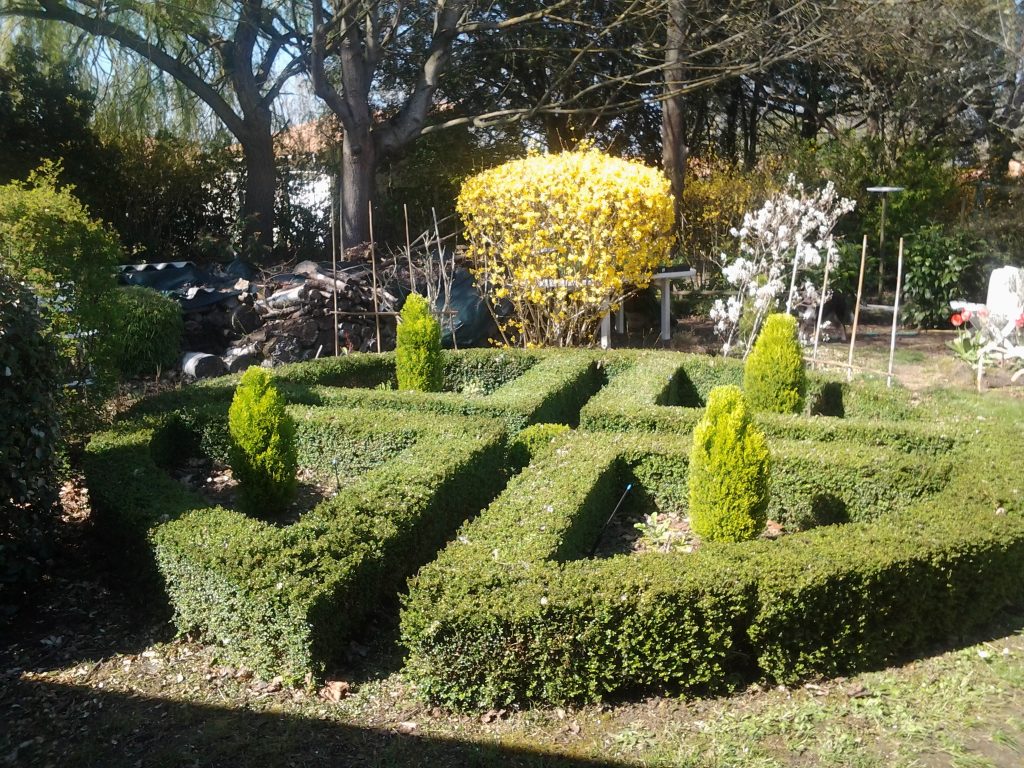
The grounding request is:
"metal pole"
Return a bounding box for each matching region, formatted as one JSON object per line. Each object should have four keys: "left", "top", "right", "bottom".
{"left": 877, "top": 193, "right": 888, "bottom": 298}
{"left": 847, "top": 234, "right": 868, "bottom": 382}
{"left": 368, "top": 201, "right": 382, "bottom": 353}
{"left": 886, "top": 237, "right": 905, "bottom": 388}
{"left": 660, "top": 278, "right": 672, "bottom": 341}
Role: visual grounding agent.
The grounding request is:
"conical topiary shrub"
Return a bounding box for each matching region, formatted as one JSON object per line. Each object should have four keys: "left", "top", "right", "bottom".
{"left": 228, "top": 366, "right": 297, "bottom": 516}
{"left": 396, "top": 293, "right": 444, "bottom": 392}
{"left": 743, "top": 312, "right": 806, "bottom": 414}
{"left": 688, "top": 385, "right": 771, "bottom": 543}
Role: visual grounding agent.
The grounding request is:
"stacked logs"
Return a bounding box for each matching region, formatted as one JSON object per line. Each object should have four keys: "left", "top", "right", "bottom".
{"left": 180, "top": 258, "right": 399, "bottom": 378}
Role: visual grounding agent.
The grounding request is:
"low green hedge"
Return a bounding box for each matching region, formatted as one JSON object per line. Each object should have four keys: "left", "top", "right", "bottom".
{"left": 87, "top": 406, "right": 509, "bottom": 679}
{"left": 401, "top": 425, "right": 1024, "bottom": 708}
{"left": 84, "top": 349, "right": 606, "bottom": 679}
{"left": 126, "top": 349, "right": 601, "bottom": 433}
{"left": 579, "top": 353, "right": 943, "bottom": 452}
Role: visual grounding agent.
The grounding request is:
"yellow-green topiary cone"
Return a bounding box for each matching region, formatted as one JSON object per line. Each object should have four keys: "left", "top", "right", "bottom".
{"left": 396, "top": 293, "right": 444, "bottom": 392}
{"left": 744, "top": 312, "right": 806, "bottom": 414}
{"left": 228, "top": 366, "right": 298, "bottom": 516}
{"left": 688, "top": 385, "right": 771, "bottom": 543}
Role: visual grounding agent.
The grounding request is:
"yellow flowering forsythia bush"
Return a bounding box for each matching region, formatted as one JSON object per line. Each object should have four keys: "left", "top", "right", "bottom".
{"left": 457, "top": 148, "right": 674, "bottom": 347}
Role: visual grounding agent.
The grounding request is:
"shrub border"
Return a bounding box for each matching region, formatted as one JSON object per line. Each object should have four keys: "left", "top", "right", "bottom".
{"left": 401, "top": 427, "right": 1024, "bottom": 708}
{"left": 579, "top": 352, "right": 950, "bottom": 453}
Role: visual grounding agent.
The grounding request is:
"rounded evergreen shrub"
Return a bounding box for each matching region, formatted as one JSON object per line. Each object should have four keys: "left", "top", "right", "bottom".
{"left": 112, "top": 286, "right": 183, "bottom": 377}
{"left": 688, "top": 385, "right": 771, "bottom": 543}
{"left": 0, "top": 267, "right": 61, "bottom": 594}
{"left": 227, "top": 367, "right": 297, "bottom": 516}
{"left": 396, "top": 293, "right": 443, "bottom": 392}
{"left": 743, "top": 313, "right": 806, "bottom": 414}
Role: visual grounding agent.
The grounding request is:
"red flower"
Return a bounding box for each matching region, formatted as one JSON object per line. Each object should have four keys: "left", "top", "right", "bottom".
{"left": 1017, "top": 313, "right": 1024, "bottom": 329}
{"left": 951, "top": 313, "right": 964, "bottom": 327}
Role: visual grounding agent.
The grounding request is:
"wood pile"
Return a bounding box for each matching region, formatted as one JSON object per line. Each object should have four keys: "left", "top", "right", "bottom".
{"left": 179, "top": 253, "right": 400, "bottom": 378}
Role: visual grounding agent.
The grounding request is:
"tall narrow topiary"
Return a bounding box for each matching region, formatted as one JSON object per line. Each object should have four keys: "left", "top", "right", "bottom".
{"left": 228, "top": 366, "right": 297, "bottom": 516}
{"left": 688, "top": 385, "right": 771, "bottom": 543}
{"left": 744, "top": 312, "right": 806, "bottom": 414}
{"left": 396, "top": 293, "right": 443, "bottom": 392}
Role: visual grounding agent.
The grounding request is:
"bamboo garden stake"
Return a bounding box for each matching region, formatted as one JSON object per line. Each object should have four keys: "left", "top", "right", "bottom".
{"left": 847, "top": 234, "right": 868, "bottom": 381}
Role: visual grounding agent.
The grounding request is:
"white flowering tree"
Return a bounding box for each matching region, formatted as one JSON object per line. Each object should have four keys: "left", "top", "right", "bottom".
{"left": 710, "top": 177, "right": 856, "bottom": 356}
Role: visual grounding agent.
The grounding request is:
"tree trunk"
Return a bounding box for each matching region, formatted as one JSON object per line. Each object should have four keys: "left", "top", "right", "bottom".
{"left": 744, "top": 77, "right": 763, "bottom": 170}
{"left": 340, "top": 126, "right": 376, "bottom": 246}
{"left": 722, "top": 80, "right": 742, "bottom": 161}
{"left": 662, "top": 0, "right": 688, "bottom": 239}
{"left": 238, "top": 127, "right": 276, "bottom": 260}
{"left": 801, "top": 68, "right": 821, "bottom": 141}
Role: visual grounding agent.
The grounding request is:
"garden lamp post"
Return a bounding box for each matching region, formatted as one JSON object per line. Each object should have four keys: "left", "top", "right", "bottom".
{"left": 866, "top": 186, "right": 904, "bottom": 298}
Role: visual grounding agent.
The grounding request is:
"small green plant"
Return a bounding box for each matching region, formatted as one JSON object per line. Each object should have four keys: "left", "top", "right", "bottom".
{"left": 227, "top": 367, "right": 297, "bottom": 516}
{"left": 111, "top": 286, "right": 183, "bottom": 377}
{"left": 396, "top": 293, "right": 443, "bottom": 392}
{"left": 688, "top": 385, "right": 771, "bottom": 543}
{"left": 744, "top": 313, "right": 806, "bottom": 414}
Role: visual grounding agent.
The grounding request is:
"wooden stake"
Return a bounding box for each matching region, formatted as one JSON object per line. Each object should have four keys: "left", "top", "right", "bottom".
{"left": 847, "top": 234, "right": 868, "bottom": 381}
{"left": 811, "top": 250, "right": 833, "bottom": 369}
{"left": 431, "top": 206, "right": 456, "bottom": 349}
{"left": 404, "top": 203, "right": 416, "bottom": 294}
{"left": 886, "top": 237, "right": 905, "bottom": 388}
{"left": 368, "top": 201, "right": 382, "bottom": 353}
{"left": 330, "top": 188, "right": 339, "bottom": 357}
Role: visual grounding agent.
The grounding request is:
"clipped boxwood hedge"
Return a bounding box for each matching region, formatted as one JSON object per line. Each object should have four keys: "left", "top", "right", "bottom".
{"left": 86, "top": 347, "right": 1024, "bottom": 703}
{"left": 401, "top": 423, "right": 1024, "bottom": 709}
{"left": 88, "top": 405, "right": 509, "bottom": 679}
{"left": 84, "top": 348, "right": 604, "bottom": 679}
{"left": 579, "top": 352, "right": 947, "bottom": 453}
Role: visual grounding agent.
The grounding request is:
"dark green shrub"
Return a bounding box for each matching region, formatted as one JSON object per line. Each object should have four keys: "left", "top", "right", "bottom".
{"left": 688, "top": 385, "right": 770, "bottom": 543}
{"left": 396, "top": 293, "right": 443, "bottom": 392}
{"left": 0, "top": 267, "right": 62, "bottom": 596}
{"left": 227, "top": 367, "right": 297, "bottom": 516}
{"left": 744, "top": 313, "right": 806, "bottom": 414}
{"left": 901, "top": 225, "right": 993, "bottom": 328}
{"left": 112, "top": 286, "right": 183, "bottom": 377}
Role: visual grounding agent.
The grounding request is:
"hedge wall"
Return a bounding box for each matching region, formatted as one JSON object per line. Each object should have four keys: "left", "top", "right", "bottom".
{"left": 85, "top": 348, "right": 1024, "bottom": 701}
{"left": 84, "top": 349, "right": 603, "bottom": 679}
{"left": 579, "top": 353, "right": 946, "bottom": 453}
{"left": 400, "top": 424, "right": 1024, "bottom": 709}
{"left": 126, "top": 349, "right": 602, "bottom": 433}
{"left": 87, "top": 405, "right": 509, "bottom": 679}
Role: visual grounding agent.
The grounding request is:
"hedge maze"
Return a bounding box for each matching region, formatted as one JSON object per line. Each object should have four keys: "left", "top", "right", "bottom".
{"left": 85, "top": 349, "right": 1024, "bottom": 706}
